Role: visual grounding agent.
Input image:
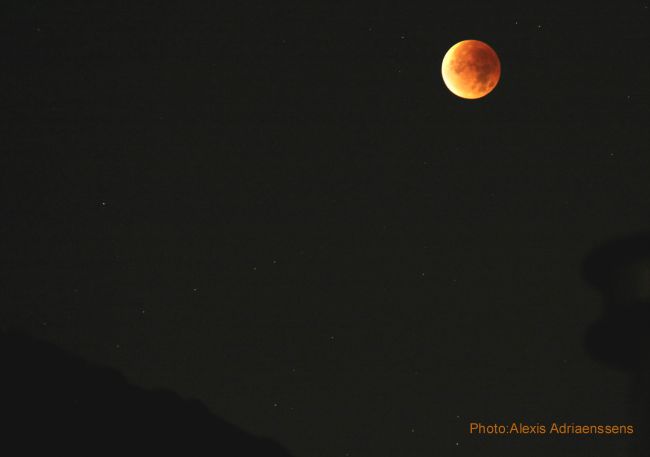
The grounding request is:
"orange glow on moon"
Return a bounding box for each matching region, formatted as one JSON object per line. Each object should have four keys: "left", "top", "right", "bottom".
{"left": 441, "top": 40, "right": 501, "bottom": 99}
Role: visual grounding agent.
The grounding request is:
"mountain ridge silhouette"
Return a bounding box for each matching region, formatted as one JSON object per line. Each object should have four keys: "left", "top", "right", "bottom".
{"left": 0, "top": 330, "right": 295, "bottom": 455}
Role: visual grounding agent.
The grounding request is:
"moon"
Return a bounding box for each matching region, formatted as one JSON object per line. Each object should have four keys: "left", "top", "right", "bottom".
{"left": 441, "top": 40, "right": 501, "bottom": 99}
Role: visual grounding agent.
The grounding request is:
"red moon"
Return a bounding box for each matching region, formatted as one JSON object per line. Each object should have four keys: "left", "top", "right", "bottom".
{"left": 441, "top": 40, "right": 501, "bottom": 99}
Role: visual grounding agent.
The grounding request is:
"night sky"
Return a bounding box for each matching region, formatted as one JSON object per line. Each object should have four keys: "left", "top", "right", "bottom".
{"left": 2, "top": 1, "right": 650, "bottom": 456}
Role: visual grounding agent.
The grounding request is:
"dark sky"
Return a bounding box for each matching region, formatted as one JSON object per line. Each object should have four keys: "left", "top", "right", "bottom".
{"left": 2, "top": 1, "right": 649, "bottom": 456}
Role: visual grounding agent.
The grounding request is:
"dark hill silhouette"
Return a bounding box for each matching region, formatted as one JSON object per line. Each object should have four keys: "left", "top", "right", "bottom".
{"left": 0, "top": 331, "right": 295, "bottom": 456}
